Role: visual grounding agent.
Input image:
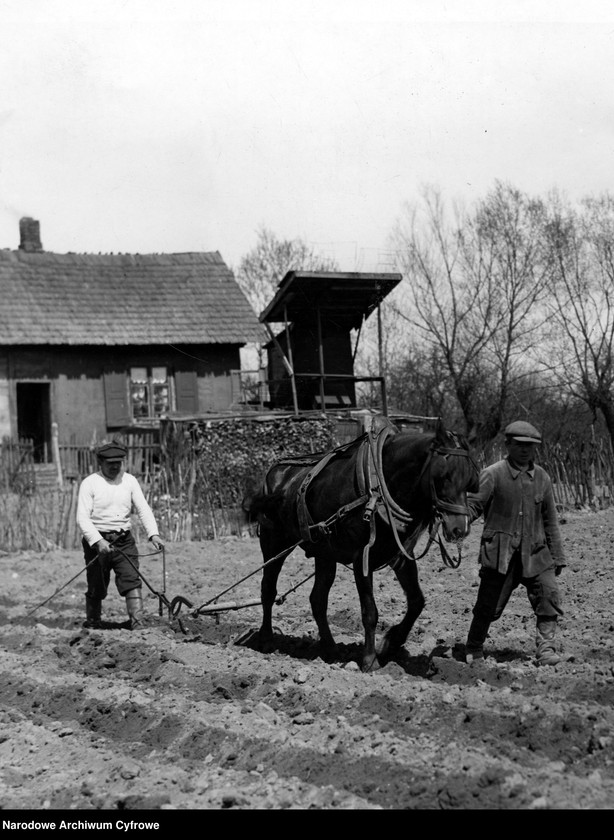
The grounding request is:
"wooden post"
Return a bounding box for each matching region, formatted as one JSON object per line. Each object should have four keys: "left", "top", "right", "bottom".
{"left": 283, "top": 306, "right": 300, "bottom": 416}
{"left": 352, "top": 316, "right": 364, "bottom": 366}
{"left": 262, "top": 322, "right": 299, "bottom": 415}
{"left": 377, "top": 304, "right": 388, "bottom": 416}
{"left": 51, "top": 422, "right": 63, "bottom": 489}
{"left": 316, "top": 306, "right": 326, "bottom": 412}
{"left": 381, "top": 378, "right": 389, "bottom": 417}
{"left": 68, "top": 479, "right": 78, "bottom": 548}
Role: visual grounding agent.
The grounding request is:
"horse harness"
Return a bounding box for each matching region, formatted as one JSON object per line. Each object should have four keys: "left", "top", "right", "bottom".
{"left": 293, "top": 422, "right": 476, "bottom": 575}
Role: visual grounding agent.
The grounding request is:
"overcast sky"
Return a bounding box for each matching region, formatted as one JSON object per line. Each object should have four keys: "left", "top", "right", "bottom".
{"left": 1, "top": 0, "right": 613, "bottom": 272}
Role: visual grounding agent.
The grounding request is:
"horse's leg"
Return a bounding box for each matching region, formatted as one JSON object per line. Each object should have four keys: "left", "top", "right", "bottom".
{"left": 353, "top": 560, "right": 380, "bottom": 672}
{"left": 377, "top": 556, "right": 425, "bottom": 662}
{"left": 309, "top": 554, "right": 338, "bottom": 662}
{"left": 258, "top": 529, "right": 292, "bottom": 646}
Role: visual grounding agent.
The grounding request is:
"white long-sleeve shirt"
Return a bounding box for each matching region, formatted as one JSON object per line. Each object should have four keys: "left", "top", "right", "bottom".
{"left": 76, "top": 470, "right": 159, "bottom": 546}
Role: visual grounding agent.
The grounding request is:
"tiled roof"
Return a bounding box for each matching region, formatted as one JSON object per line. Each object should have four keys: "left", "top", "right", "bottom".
{"left": 0, "top": 249, "right": 264, "bottom": 345}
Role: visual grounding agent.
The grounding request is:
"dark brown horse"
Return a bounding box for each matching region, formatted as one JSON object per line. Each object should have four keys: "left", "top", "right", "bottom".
{"left": 245, "top": 419, "right": 479, "bottom": 672}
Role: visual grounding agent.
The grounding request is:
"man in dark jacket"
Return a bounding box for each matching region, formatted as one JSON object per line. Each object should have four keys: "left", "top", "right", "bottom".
{"left": 464, "top": 420, "right": 566, "bottom": 666}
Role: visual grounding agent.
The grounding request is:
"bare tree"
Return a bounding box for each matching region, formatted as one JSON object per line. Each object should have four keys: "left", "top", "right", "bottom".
{"left": 235, "top": 225, "right": 338, "bottom": 319}
{"left": 470, "top": 182, "right": 554, "bottom": 438}
{"left": 383, "top": 343, "right": 451, "bottom": 419}
{"left": 234, "top": 226, "right": 339, "bottom": 402}
{"left": 390, "top": 182, "right": 552, "bottom": 443}
{"left": 544, "top": 193, "right": 614, "bottom": 444}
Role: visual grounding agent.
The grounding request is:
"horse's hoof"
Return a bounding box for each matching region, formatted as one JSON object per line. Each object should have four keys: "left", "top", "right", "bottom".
{"left": 237, "top": 628, "right": 274, "bottom": 652}
{"left": 234, "top": 629, "right": 258, "bottom": 647}
{"left": 362, "top": 656, "right": 381, "bottom": 673}
{"left": 258, "top": 634, "right": 275, "bottom": 652}
{"left": 318, "top": 644, "right": 339, "bottom": 664}
{"left": 376, "top": 642, "right": 391, "bottom": 663}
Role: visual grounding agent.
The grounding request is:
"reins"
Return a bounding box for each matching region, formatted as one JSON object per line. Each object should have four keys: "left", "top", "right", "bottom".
{"left": 23, "top": 536, "right": 318, "bottom": 626}
{"left": 101, "top": 539, "right": 318, "bottom": 622}
{"left": 24, "top": 543, "right": 166, "bottom": 619}
{"left": 296, "top": 423, "right": 478, "bottom": 573}
{"left": 26, "top": 554, "right": 103, "bottom": 617}
{"left": 366, "top": 429, "right": 473, "bottom": 571}
{"left": 409, "top": 440, "right": 479, "bottom": 569}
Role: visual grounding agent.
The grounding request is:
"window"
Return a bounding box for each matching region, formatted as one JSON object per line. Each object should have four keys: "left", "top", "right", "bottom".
{"left": 130, "top": 366, "right": 171, "bottom": 420}
{"left": 105, "top": 367, "right": 198, "bottom": 427}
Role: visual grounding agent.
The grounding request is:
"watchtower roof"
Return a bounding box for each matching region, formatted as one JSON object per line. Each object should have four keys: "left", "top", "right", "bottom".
{"left": 259, "top": 270, "right": 402, "bottom": 330}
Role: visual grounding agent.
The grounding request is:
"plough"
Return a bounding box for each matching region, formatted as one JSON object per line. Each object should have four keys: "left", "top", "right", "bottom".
{"left": 27, "top": 538, "right": 316, "bottom": 624}
{"left": 156, "top": 543, "right": 316, "bottom": 621}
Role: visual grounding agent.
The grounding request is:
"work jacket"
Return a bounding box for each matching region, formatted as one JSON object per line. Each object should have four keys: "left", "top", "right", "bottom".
{"left": 467, "top": 457, "right": 566, "bottom": 577}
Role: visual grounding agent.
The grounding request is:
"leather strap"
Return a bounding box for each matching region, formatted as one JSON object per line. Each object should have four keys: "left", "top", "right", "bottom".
{"left": 296, "top": 436, "right": 366, "bottom": 543}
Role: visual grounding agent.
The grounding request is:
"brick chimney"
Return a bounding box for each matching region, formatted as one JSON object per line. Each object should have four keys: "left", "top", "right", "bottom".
{"left": 19, "top": 217, "right": 43, "bottom": 252}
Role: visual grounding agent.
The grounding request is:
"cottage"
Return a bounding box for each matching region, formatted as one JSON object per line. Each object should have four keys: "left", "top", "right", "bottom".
{"left": 0, "top": 218, "right": 263, "bottom": 461}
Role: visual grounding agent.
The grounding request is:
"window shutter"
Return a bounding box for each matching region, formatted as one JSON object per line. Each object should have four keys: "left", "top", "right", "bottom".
{"left": 175, "top": 370, "right": 199, "bottom": 413}
{"left": 212, "top": 374, "right": 232, "bottom": 409}
{"left": 103, "top": 371, "right": 131, "bottom": 427}
{"left": 230, "top": 370, "right": 241, "bottom": 404}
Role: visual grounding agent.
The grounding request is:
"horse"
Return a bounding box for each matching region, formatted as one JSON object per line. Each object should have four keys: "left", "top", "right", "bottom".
{"left": 244, "top": 418, "right": 480, "bottom": 672}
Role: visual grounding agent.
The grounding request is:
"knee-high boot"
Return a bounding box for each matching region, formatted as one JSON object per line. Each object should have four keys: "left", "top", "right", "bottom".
{"left": 535, "top": 616, "right": 561, "bottom": 666}
{"left": 125, "top": 588, "right": 144, "bottom": 630}
{"left": 465, "top": 614, "right": 491, "bottom": 662}
{"left": 84, "top": 595, "right": 102, "bottom": 629}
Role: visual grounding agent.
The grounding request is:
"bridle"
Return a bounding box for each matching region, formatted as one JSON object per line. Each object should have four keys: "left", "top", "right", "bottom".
{"left": 367, "top": 429, "right": 479, "bottom": 570}
{"left": 371, "top": 429, "right": 478, "bottom": 523}
{"left": 412, "top": 438, "right": 479, "bottom": 567}
{"left": 416, "top": 439, "right": 479, "bottom": 518}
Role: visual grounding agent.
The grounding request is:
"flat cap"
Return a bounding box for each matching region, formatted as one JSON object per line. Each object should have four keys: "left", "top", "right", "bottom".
{"left": 504, "top": 420, "right": 542, "bottom": 444}
{"left": 96, "top": 442, "right": 127, "bottom": 459}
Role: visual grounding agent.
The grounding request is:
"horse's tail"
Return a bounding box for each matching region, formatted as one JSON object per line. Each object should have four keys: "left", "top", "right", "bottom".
{"left": 241, "top": 485, "right": 283, "bottom": 529}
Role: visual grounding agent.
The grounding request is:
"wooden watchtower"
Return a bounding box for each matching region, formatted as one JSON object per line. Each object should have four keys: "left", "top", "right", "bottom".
{"left": 260, "top": 270, "right": 402, "bottom": 415}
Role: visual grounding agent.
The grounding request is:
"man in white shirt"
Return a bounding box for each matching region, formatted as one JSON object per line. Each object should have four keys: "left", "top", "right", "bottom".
{"left": 76, "top": 441, "right": 165, "bottom": 630}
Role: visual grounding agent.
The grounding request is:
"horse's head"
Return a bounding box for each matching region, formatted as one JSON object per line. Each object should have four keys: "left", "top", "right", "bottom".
{"left": 425, "top": 423, "right": 480, "bottom": 542}
{"left": 382, "top": 421, "right": 479, "bottom": 543}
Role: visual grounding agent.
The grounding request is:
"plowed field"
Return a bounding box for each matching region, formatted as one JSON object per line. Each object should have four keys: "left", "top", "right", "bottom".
{"left": 1, "top": 509, "right": 614, "bottom": 812}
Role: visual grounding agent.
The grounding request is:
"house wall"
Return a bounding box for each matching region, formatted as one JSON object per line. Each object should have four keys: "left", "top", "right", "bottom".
{"left": 0, "top": 352, "right": 9, "bottom": 439}
{"left": 0, "top": 344, "right": 241, "bottom": 443}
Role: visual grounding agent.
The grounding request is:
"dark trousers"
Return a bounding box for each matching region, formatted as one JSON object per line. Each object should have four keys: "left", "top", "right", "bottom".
{"left": 83, "top": 530, "right": 141, "bottom": 600}
{"left": 472, "top": 553, "right": 563, "bottom": 623}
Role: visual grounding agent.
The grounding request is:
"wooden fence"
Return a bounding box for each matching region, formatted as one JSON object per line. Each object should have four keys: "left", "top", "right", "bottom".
{"left": 0, "top": 438, "right": 36, "bottom": 493}
{"left": 0, "top": 433, "right": 162, "bottom": 551}
{"left": 1, "top": 427, "right": 614, "bottom": 552}
{"left": 480, "top": 436, "right": 614, "bottom": 511}
{"left": 57, "top": 431, "right": 160, "bottom": 485}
